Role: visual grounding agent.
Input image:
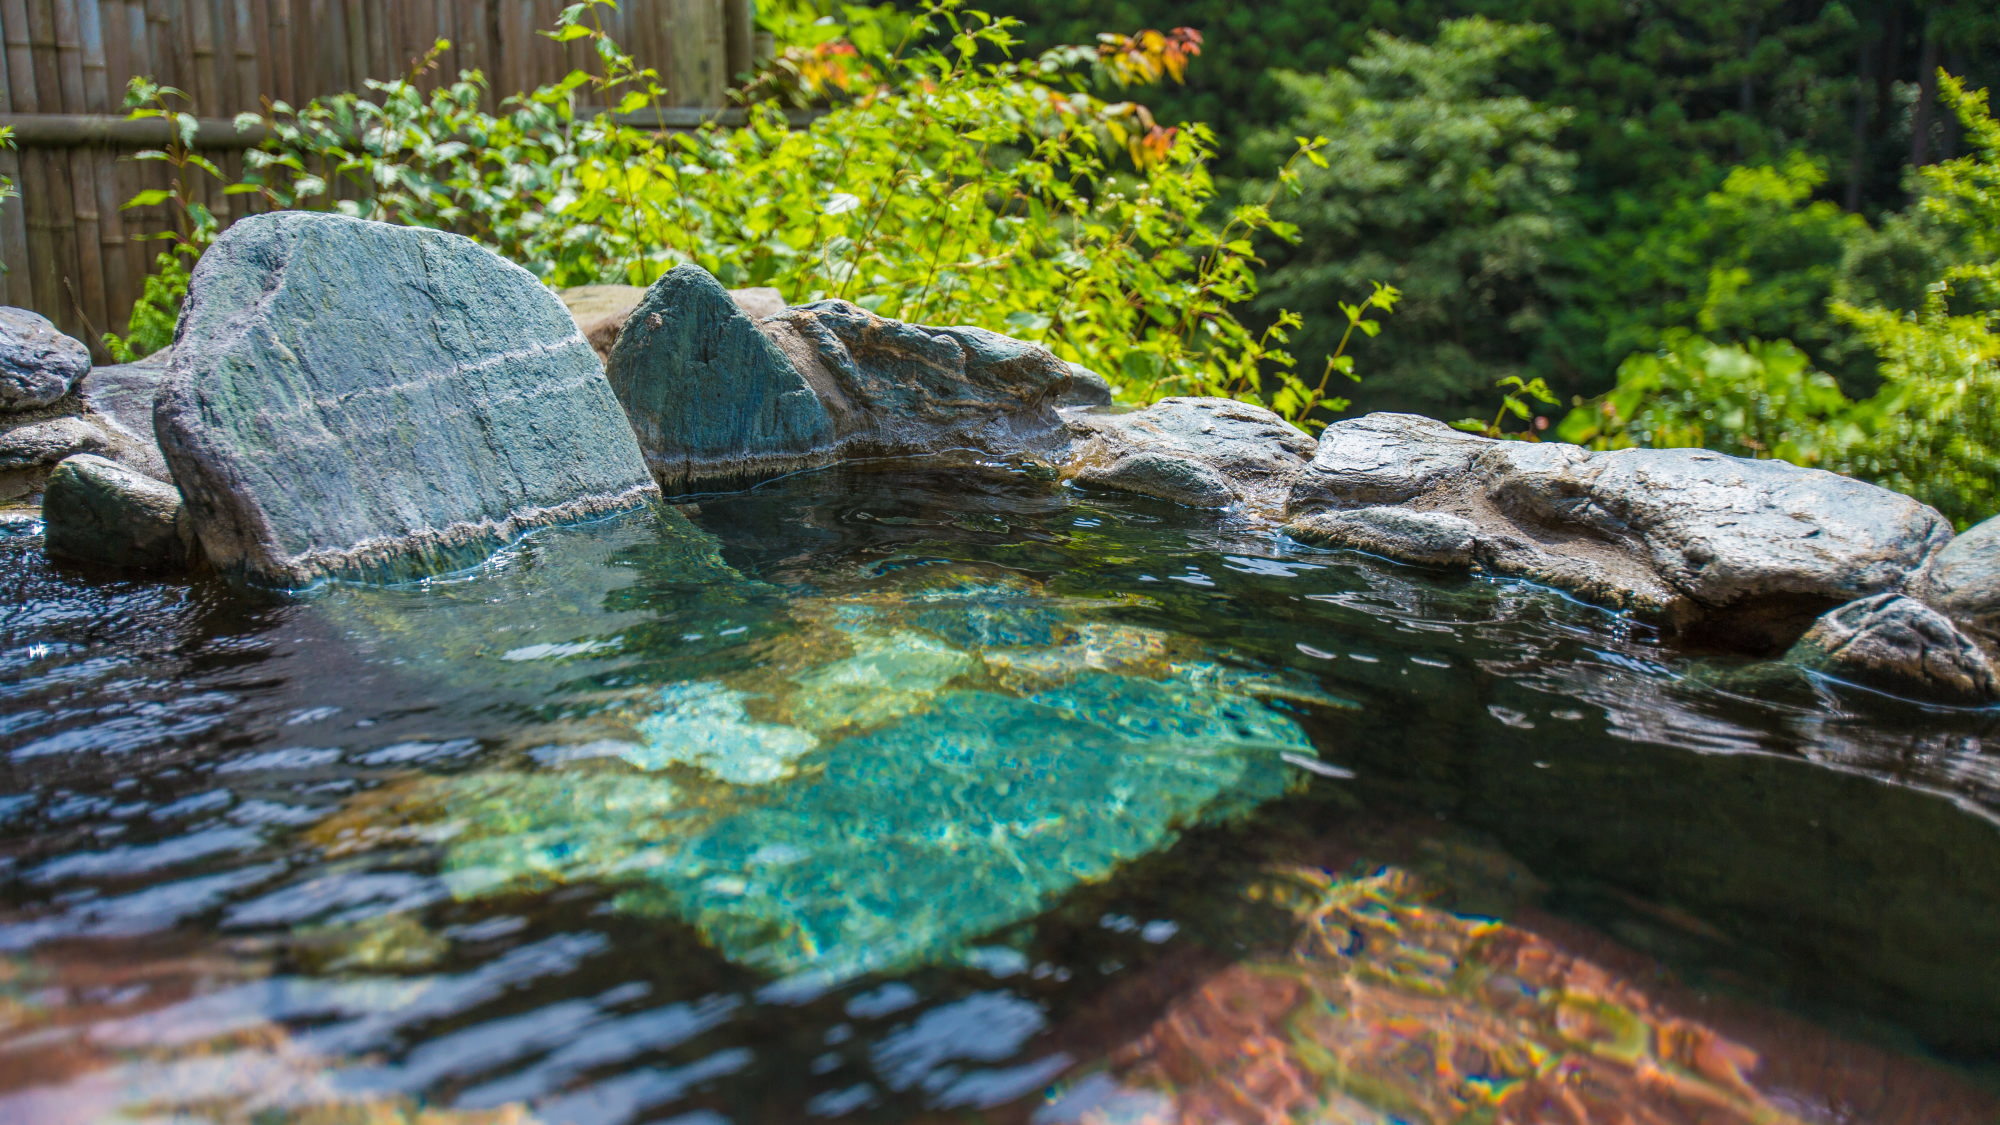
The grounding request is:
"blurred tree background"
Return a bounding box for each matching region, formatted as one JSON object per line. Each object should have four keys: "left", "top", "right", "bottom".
{"left": 975, "top": 0, "right": 2000, "bottom": 521}
{"left": 980, "top": 0, "right": 1999, "bottom": 397}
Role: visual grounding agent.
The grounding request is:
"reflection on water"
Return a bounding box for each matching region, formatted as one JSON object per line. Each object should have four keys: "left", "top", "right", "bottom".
{"left": 3, "top": 459, "right": 1999, "bottom": 1123}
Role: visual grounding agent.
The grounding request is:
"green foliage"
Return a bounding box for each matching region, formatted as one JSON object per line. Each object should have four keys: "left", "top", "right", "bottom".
{"left": 101, "top": 77, "right": 244, "bottom": 360}
{"left": 1246, "top": 19, "right": 1576, "bottom": 414}
{"left": 1564, "top": 72, "right": 2000, "bottom": 527}
{"left": 101, "top": 250, "right": 191, "bottom": 364}
{"left": 116, "top": 1, "right": 1378, "bottom": 428}
{"left": 1554, "top": 332, "right": 1859, "bottom": 466}
{"left": 1549, "top": 156, "right": 1879, "bottom": 388}
{"left": 0, "top": 124, "right": 14, "bottom": 274}
{"left": 1454, "top": 374, "right": 1560, "bottom": 440}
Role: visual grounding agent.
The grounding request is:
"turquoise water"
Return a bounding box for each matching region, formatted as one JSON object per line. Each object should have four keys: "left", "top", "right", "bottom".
{"left": 3, "top": 456, "right": 1999, "bottom": 1123}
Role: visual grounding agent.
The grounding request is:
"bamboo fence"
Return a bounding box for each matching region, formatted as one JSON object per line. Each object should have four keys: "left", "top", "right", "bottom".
{"left": 0, "top": 0, "right": 755, "bottom": 355}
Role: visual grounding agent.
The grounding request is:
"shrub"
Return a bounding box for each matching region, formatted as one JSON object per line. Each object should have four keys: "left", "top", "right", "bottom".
{"left": 116, "top": 0, "right": 1386, "bottom": 429}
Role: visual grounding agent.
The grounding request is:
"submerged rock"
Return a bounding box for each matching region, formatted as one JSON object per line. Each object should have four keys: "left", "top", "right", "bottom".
{"left": 1285, "top": 413, "right": 1952, "bottom": 646}
{"left": 1062, "top": 397, "right": 1317, "bottom": 513}
{"left": 156, "top": 211, "right": 654, "bottom": 586}
{"left": 0, "top": 306, "right": 90, "bottom": 410}
{"left": 41, "top": 453, "right": 187, "bottom": 570}
{"left": 608, "top": 265, "right": 1078, "bottom": 494}
{"left": 1787, "top": 593, "right": 2000, "bottom": 705}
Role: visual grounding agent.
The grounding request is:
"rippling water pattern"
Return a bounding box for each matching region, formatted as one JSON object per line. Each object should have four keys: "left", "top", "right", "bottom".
{"left": 4, "top": 459, "right": 2000, "bottom": 1124}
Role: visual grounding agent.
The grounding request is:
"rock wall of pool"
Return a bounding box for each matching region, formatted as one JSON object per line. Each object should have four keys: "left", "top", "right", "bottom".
{"left": 2, "top": 211, "right": 1999, "bottom": 1123}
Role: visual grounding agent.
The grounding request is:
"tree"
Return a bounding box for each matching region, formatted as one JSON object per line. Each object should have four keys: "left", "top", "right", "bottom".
{"left": 1246, "top": 19, "right": 1577, "bottom": 414}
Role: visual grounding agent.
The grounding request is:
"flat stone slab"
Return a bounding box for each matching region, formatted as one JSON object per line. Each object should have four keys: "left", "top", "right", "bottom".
{"left": 1286, "top": 413, "right": 1952, "bottom": 646}
{"left": 157, "top": 211, "right": 653, "bottom": 586}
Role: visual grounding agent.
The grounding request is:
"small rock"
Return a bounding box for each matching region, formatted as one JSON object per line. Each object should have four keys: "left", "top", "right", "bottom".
{"left": 1286, "top": 506, "right": 1480, "bottom": 567}
{"left": 1060, "top": 362, "right": 1114, "bottom": 408}
{"left": 158, "top": 211, "right": 654, "bottom": 586}
{"left": 608, "top": 265, "right": 836, "bottom": 492}
{"left": 562, "top": 282, "right": 787, "bottom": 361}
{"left": 1062, "top": 397, "right": 1317, "bottom": 514}
{"left": 0, "top": 307, "right": 91, "bottom": 411}
{"left": 0, "top": 415, "right": 110, "bottom": 470}
{"left": 730, "top": 286, "right": 787, "bottom": 322}
{"left": 42, "top": 454, "right": 188, "bottom": 570}
{"left": 1918, "top": 514, "right": 2000, "bottom": 645}
{"left": 1787, "top": 593, "right": 2000, "bottom": 705}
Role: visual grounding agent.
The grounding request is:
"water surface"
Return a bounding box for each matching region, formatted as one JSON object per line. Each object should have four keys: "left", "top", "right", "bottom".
{"left": 4, "top": 458, "right": 1998, "bottom": 1124}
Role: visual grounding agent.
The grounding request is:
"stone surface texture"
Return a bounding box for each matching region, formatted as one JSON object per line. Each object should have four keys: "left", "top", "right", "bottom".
{"left": 561, "top": 282, "right": 785, "bottom": 361}
{"left": 1787, "top": 593, "right": 2000, "bottom": 705}
{"left": 1061, "top": 397, "right": 1317, "bottom": 513}
{"left": 1284, "top": 413, "right": 1952, "bottom": 644}
{"left": 0, "top": 306, "right": 91, "bottom": 410}
{"left": 42, "top": 453, "right": 188, "bottom": 570}
{"left": 0, "top": 415, "right": 109, "bottom": 471}
{"left": 607, "top": 265, "right": 835, "bottom": 493}
{"left": 77, "top": 350, "right": 174, "bottom": 480}
{"left": 1919, "top": 514, "right": 2000, "bottom": 646}
{"left": 1286, "top": 506, "right": 1480, "bottom": 567}
{"left": 609, "top": 265, "right": 1079, "bottom": 494}
{"left": 157, "top": 211, "right": 653, "bottom": 586}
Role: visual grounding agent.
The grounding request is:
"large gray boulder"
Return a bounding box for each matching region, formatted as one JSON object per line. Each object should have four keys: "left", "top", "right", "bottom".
{"left": 1060, "top": 397, "right": 1317, "bottom": 513}
{"left": 42, "top": 453, "right": 188, "bottom": 571}
{"left": 157, "top": 211, "right": 654, "bottom": 587}
{"left": 1787, "top": 593, "right": 2000, "bottom": 705}
{"left": 608, "top": 265, "right": 1078, "bottom": 494}
{"left": 0, "top": 306, "right": 91, "bottom": 410}
{"left": 1286, "top": 414, "right": 1952, "bottom": 645}
{"left": 1918, "top": 514, "right": 2000, "bottom": 645}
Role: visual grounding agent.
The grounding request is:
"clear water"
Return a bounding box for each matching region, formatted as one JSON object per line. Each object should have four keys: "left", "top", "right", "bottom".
{"left": 4, "top": 457, "right": 1999, "bottom": 1124}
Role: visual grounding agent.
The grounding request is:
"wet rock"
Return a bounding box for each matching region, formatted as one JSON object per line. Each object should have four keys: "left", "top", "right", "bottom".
{"left": 77, "top": 349, "right": 173, "bottom": 480}
{"left": 1286, "top": 506, "right": 1479, "bottom": 567}
{"left": 561, "top": 281, "right": 786, "bottom": 361}
{"left": 608, "top": 265, "right": 1078, "bottom": 494}
{"left": 1787, "top": 593, "right": 2000, "bottom": 705}
{"left": 0, "top": 306, "right": 91, "bottom": 410}
{"left": 1062, "top": 397, "right": 1317, "bottom": 513}
{"left": 41, "top": 453, "right": 188, "bottom": 570}
{"left": 0, "top": 414, "right": 109, "bottom": 470}
{"left": 156, "top": 211, "right": 653, "bottom": 587}
{"left": 1919, "top": 514, "right": 2000, "bottom": 645}
{"left": 1285, "top": 413, "right": 1953, "bottom": 645}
